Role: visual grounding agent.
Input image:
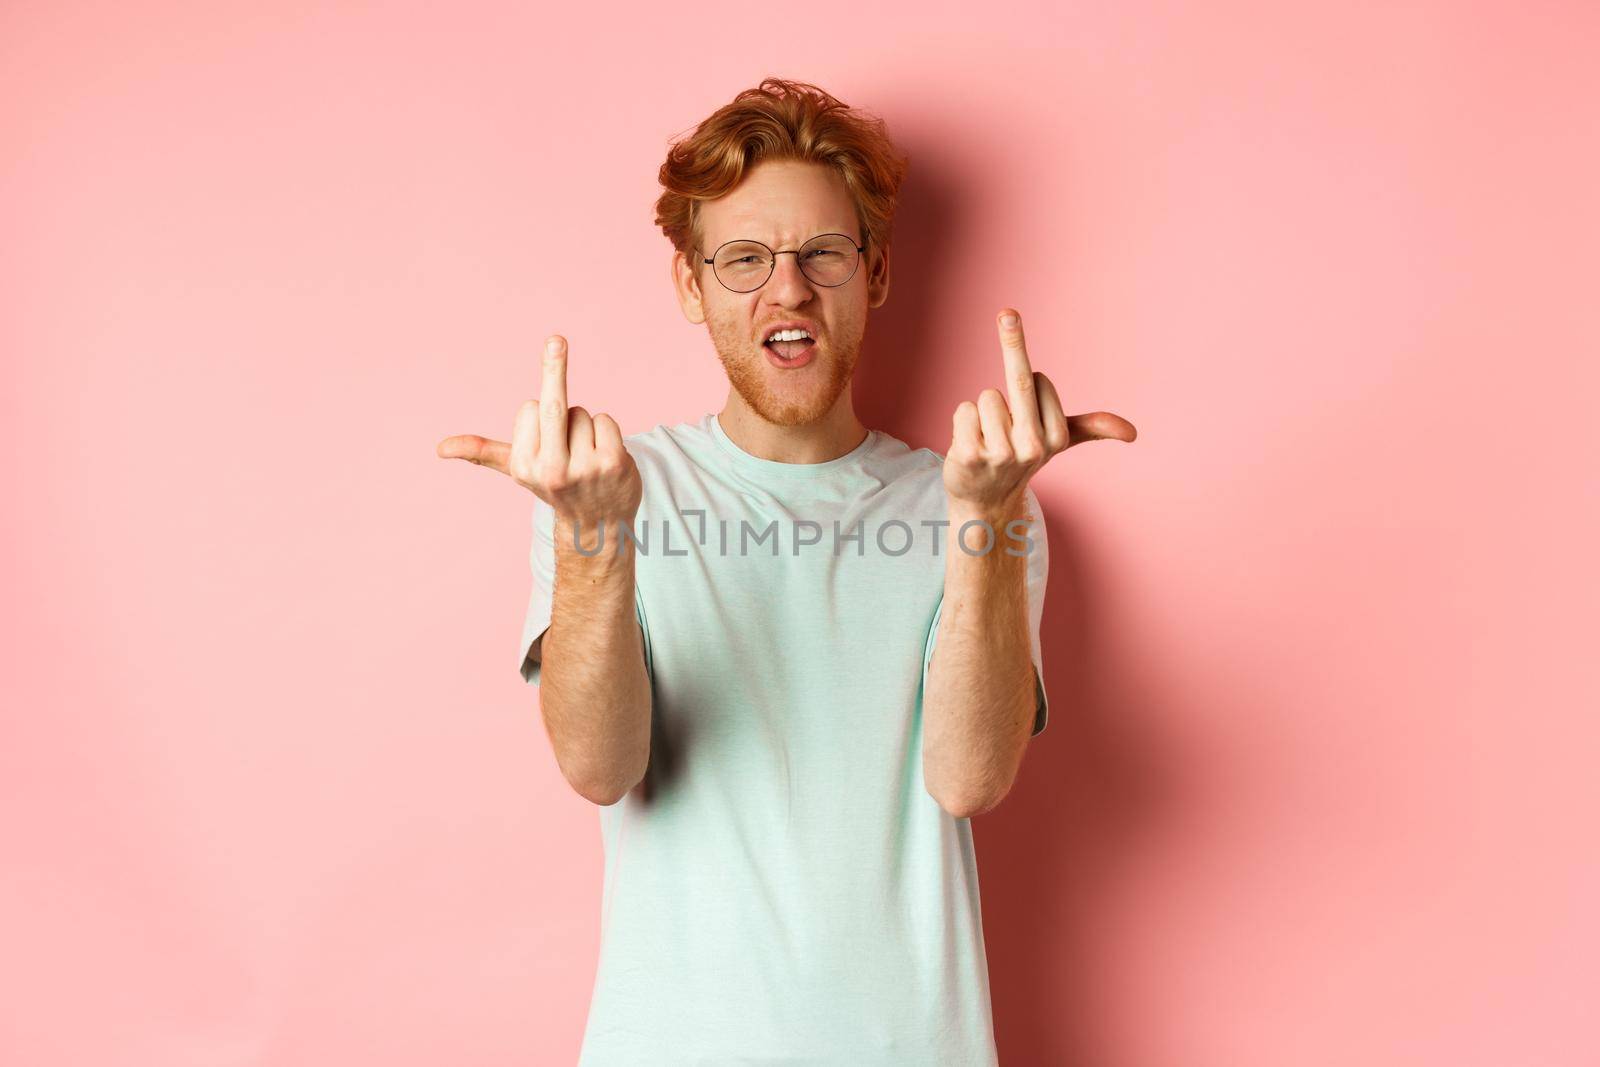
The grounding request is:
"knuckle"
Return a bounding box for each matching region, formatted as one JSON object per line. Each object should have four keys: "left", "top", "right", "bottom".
{"left": 984, "top": 443, "right": 1014, "bottom": 466}
{"left": 540, "top": 462, "right": 569, "bottom": 492}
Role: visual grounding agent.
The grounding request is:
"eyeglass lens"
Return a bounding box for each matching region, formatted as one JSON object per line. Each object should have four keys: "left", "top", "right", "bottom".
{"left": 711, "top": 234, "right": 859, "bottom": 292}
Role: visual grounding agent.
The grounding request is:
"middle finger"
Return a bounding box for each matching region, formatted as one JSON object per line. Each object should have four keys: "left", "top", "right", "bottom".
{"left": 540, "top": 335, "right": 570, "bottom": 468}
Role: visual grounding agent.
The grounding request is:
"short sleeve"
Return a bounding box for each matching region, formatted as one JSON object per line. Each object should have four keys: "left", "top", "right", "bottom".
{"left": 920, "top": 486, "right": 1050, "bottom": 736}
{"left": 517, "top": 495, "right": 653, "bottom": 687}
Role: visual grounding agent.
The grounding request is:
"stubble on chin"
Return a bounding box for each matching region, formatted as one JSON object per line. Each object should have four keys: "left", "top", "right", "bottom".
{"left": 708, "top": 318, "right": 859, "bottom": 428}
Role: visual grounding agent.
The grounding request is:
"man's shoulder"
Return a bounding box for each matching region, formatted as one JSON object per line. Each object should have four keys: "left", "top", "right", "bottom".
{"left": 622, "top": 416, "right": 709, "bottom": 448}
{"left": 863, "top": 425, "right": 948, "bottom": 486}
{"left": 871, "top": 426, "right": 943, "bottom": 464}
{"left": 620, "top": 416, "right": 714, "bottom": 468}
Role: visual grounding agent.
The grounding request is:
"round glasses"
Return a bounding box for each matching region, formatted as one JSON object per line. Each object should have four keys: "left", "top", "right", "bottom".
{"left": 702, "top": 233, "right": 865, "bottom": 293}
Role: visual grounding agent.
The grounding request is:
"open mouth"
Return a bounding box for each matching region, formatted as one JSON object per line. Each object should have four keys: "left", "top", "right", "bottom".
{"left": 763, "top": 337, "right": 817, "bottom": 361}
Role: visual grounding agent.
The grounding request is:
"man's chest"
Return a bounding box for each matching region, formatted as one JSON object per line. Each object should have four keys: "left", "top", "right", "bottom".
{"left": 629, "top": 487, "right": 950, "bottom": 721}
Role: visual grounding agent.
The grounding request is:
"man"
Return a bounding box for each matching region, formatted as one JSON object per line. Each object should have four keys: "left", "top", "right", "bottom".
{"left": 438, "top": 78, "right": 1135, "bottom": 1066}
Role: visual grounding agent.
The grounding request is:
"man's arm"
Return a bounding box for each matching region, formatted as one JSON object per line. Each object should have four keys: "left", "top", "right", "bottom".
{"left": 437, "top": 330, "right": 651, "bottom": 807}
{"left": 924, "top": 306, "right": 1137, "bottom": 817}
{"left": 539, "top": 519, "right": 652, "bottom": 806}
{"left": 922, "top": 498, "right": 1037, "bottom": 819}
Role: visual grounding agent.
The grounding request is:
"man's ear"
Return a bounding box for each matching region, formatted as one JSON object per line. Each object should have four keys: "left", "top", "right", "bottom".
{"left": 672, "top": 249, "right": 707, "bottom": 325}
{"left": 866, "top": 242, "right": 891, "bottom": 309}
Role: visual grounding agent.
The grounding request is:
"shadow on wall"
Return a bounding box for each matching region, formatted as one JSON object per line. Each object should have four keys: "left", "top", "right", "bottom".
{"left": 848, "top": 130, "right": 962, "bottom": 443}
{"left": 979, "top": 498, "right": 1186, "bottom": 1065}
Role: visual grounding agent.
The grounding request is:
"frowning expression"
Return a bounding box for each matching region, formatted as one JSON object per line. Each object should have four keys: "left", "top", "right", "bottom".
{"left": 672, "top": 159, "right": 889, "bottom": 426}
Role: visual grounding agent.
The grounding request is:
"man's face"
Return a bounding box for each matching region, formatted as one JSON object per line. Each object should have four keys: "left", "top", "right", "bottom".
{"left": 672, "top": 159, "right": 889, "bottom": 427}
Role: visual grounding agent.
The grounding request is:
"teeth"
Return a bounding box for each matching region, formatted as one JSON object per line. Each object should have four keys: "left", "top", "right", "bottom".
{"left": 767, "top": 328, "right": 813, "bottom": 343}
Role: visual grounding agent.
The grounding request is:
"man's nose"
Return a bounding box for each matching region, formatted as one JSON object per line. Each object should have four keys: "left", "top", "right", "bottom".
{"left": 764, "top": 252, "right": 816, "bottom": 303}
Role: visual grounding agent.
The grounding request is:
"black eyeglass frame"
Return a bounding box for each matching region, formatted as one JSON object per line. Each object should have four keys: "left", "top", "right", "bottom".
{"left": 700, "top": 233, "right": 868, "bottom": 293}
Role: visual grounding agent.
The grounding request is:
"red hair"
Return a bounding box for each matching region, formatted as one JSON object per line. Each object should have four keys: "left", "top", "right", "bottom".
{"left": 654, "top": 78, "right": 909, "bottom": 273}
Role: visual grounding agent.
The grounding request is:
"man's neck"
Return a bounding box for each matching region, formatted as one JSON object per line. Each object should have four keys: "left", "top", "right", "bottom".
{"left": 716, "top": 393, "right": 869, "bottom": 465}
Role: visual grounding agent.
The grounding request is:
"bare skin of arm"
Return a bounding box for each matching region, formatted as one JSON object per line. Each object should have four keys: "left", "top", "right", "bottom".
{"left": 924, "top": 308, "right": 1137, "bottom": 817}
{"left": 539, "top": 518, "right": 651, "bottom": 804}
{"left": 923, "top": 496, "right": 1038, "bottom": 818}
{"left": 439, "top": 333, "right": 650, "bottom": 806}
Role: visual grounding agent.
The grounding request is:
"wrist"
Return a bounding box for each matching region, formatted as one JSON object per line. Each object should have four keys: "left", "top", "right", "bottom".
{"left": 943, "top": 492, "right": 1033, "bottom": 573}
{"left": 945, "top": 491, "right": 1028, "bottom": 530}
{"left": 553, "top": 514, "right": 638, "bottom": 565}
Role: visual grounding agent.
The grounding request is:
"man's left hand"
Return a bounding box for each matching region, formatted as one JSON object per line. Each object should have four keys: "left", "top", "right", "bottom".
{"left": 943, "top": 308, "right": 1138, "bottom": 513}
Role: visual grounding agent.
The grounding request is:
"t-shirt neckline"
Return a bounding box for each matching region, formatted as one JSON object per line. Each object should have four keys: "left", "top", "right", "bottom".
{"left": 709, "top": 413, "right": 877, "bottom": 478}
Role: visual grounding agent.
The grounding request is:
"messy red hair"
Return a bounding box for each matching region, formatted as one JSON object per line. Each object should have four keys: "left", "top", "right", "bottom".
{"left": 654, "top": 78, "right": 909, "bottom": 275}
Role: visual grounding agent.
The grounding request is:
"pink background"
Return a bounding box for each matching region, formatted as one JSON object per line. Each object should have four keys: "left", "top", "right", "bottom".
{"left": 4, "top": 2, "right": 1597, "bottom": 1064}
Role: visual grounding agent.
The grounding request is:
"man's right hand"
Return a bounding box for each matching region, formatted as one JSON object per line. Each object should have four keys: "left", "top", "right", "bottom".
{"left": 436, "top": 335, "right": 643, "bottom": 532}
{"left": 442, "top": 335, "right": 650, "bottom": 805}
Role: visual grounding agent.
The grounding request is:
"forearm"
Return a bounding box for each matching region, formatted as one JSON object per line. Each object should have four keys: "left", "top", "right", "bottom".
{"left": 922, "top": 500, "right": 1036, "bottom": 817}
{"left": 541, "top": 517, "right": 652, "bottom": 805}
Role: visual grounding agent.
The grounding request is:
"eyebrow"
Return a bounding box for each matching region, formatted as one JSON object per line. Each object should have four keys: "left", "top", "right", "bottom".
{"left": 710, "top": 229, "right": 858, "bottom": 248}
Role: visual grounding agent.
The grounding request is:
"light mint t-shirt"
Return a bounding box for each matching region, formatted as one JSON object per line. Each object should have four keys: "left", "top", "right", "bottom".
{"left": 517, "top": 412, "right": 1049, "bottom": 1066}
